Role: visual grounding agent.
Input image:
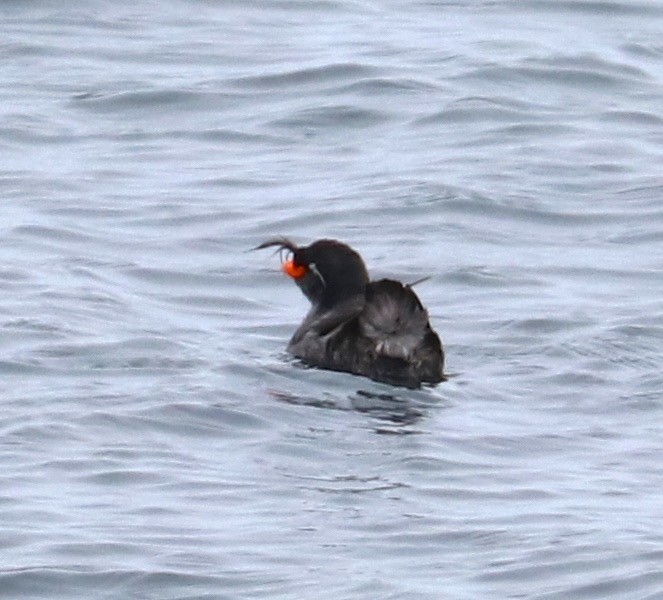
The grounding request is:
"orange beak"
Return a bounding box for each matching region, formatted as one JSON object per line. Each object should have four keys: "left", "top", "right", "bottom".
{"left": 283, "top": 259, "right": 308, "bottom": 279}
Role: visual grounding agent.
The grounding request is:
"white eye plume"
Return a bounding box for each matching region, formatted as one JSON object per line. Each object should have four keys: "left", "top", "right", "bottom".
{"left": 308, "top": 262, "right": 326, "bottom": 288}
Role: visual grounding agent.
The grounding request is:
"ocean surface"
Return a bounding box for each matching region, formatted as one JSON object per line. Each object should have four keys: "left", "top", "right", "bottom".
{"left": 1, "top": 1, "right": 662, "bottom": 598}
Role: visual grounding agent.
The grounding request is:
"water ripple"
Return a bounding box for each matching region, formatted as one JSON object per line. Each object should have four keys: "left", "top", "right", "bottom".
{"left": 1, "top": 1, "right": 662, "bottom": 598}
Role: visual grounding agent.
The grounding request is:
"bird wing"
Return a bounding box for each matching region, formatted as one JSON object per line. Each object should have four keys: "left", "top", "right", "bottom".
{"left": 358, "top": 279, "right": 430, "bottom": 360}
{"left": 290, "top": 294, "right": 365, "bottom": 345}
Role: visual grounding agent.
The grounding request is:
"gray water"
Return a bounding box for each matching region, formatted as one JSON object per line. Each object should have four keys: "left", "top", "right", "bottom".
{"left": 1, "top": 1, "right": 662, "bottom": 598}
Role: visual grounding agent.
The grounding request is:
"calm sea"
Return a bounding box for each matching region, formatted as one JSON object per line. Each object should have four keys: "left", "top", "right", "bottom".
{"left": 1, "top": 1, "right": 662, "bottom": 598}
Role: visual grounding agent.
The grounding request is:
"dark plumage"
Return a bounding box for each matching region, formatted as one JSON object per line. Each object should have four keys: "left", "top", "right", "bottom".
{"left": 257, "top": 237, "right": 445, "bottom": 388}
